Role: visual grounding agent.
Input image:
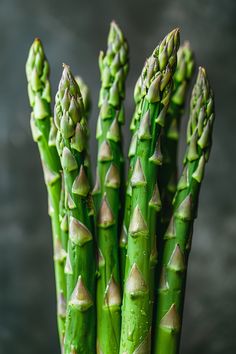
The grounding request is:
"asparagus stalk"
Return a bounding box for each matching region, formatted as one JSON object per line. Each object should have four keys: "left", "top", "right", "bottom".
{"left": 159, "top": 42, "right": 195, "bottom": 232}
{"left": 25, "top": 39, "right": 67, "bottom": 345}
{"left": 153, "top": 67, "right": 214, "bottom": 354}
{"left": 119, "top": 29, "right": 180, "bottom": 354}
{"left": 54, "top": 65, "right": 96, "bottom": 353}
{"left": 92, "top": 21, "right": 129, "bottom": 354}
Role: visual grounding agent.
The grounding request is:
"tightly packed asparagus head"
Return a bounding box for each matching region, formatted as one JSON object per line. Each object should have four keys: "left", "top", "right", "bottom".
{"left": 26, "top": 24, "right": 215, "bottom": 354}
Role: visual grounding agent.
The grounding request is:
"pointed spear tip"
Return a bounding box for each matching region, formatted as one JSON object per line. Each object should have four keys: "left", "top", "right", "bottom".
{"left": 165, "top": 27, "right": 180, "bottom": 43}
{"left": 110, "top": 20, "right": 122, "bottom": 33}
{"left": 31, "top": 37, "right": 44, "bottom": 54}
{"left": 111, "top": 19, "right": 118, "bottom": 27}
{"left": 198, "top": 66, "right": 206, "bottom": 76}
{"left": 172, "top": 27, "right": 180, "bottom": 35}
{"left": 34, "top": 37, "right": 41, "bottom": 44}
{"left": 62, "top": 62, "right": 70, "bottom": 70}
{"left": 108, "top": 20, "right": 123, "bottom": 43}
{"left": 27, "top": 37, "right": 45, "bottom": 66}
{"left": 196, "top": 66, "right": 208, "bottom": 87}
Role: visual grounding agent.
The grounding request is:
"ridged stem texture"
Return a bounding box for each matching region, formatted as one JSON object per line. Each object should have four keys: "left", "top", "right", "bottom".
{"left": 153, "top": 67, "right": 214, "bottom": 354}
{"left": 92, "top": 21, "right": 129, "bottom": 354}
{"left": 25, "top": 39, "right": 66, "bottom": 345}
{"left": 159, "top": 42, "right": 195, "bottom": 233}
{"left": 119, "top": 29, "right": 180, "bottom": 354}
{"left": 54, "top": 65, "right": 96, "bottom": 354}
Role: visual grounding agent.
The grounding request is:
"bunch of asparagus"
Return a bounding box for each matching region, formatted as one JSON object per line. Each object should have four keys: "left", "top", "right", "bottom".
{"left": 26, "top": 22, "right": 214, "bottom": 354}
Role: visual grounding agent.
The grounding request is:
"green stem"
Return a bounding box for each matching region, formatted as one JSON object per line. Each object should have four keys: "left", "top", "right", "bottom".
{"left": 26, "top": 39, "right": 66, "bottom": 346}
{"left": 93, "top": 21, "right": 129, "bottom": 354}
{"left": 153, "top": 67, "right": 215, "bottom": 354}
{"left": 54, "top": 65, "right": 96, "bottom": 354}
{"left": 159, "top": 42, "right": 195, "bottom": 234}
{"left": 120, "top": 29, "right": 180, "bottom": 353}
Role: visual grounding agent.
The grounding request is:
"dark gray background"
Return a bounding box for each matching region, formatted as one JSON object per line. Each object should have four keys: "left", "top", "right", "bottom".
{"left": 0, "top": 0, "right": 235, "bottom": 353}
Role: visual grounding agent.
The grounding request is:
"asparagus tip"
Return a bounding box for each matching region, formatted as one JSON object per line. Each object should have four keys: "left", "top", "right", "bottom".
{"left": 198, "top": 66, "right": 206, "bottom": 76}
{"left": 34, "top": 37, "right": 41, "bottom": 43}
{"left": 62, "top": 62, "right": 70, "bottom": 71}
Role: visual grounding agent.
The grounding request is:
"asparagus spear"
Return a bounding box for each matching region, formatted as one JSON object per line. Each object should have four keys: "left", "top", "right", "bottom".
{"left": 159, "top": 42, "right": 195, "bottom": 232}
{"left": 119, "top": 29, "right": 180, "bottom": 354}
{"left": 93, "top": 21, "right": 129, "bottom": 354}
{"left": 153, "top": 67, "right": 214, "bottom": 354}
{"left": 25, "top": 39, "right": 67, "bottom": 345}
{"left": 54, "top": 65, "right": 96, "bottom": 354}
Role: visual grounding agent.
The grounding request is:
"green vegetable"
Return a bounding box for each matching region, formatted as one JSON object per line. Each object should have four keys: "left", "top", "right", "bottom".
{"left": 159, "top": 42, "right": 195, "bottom": 233}
{"left": 54, "top": 64, "right": 96, "bottom": 354}
{"left": 26, "top": 26, "right": 215, "bottom": 354}
{"left": 119, "top": 29, "right": 180, "bottom": 354}
{"left": 93, "top": 21, "right": 129, "bottom": 354}
{"left": 25, "top": 38, "right": 66, "bottom": 345}
{"left": 153, "top": 67, "right": 215, "bottom": 354}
